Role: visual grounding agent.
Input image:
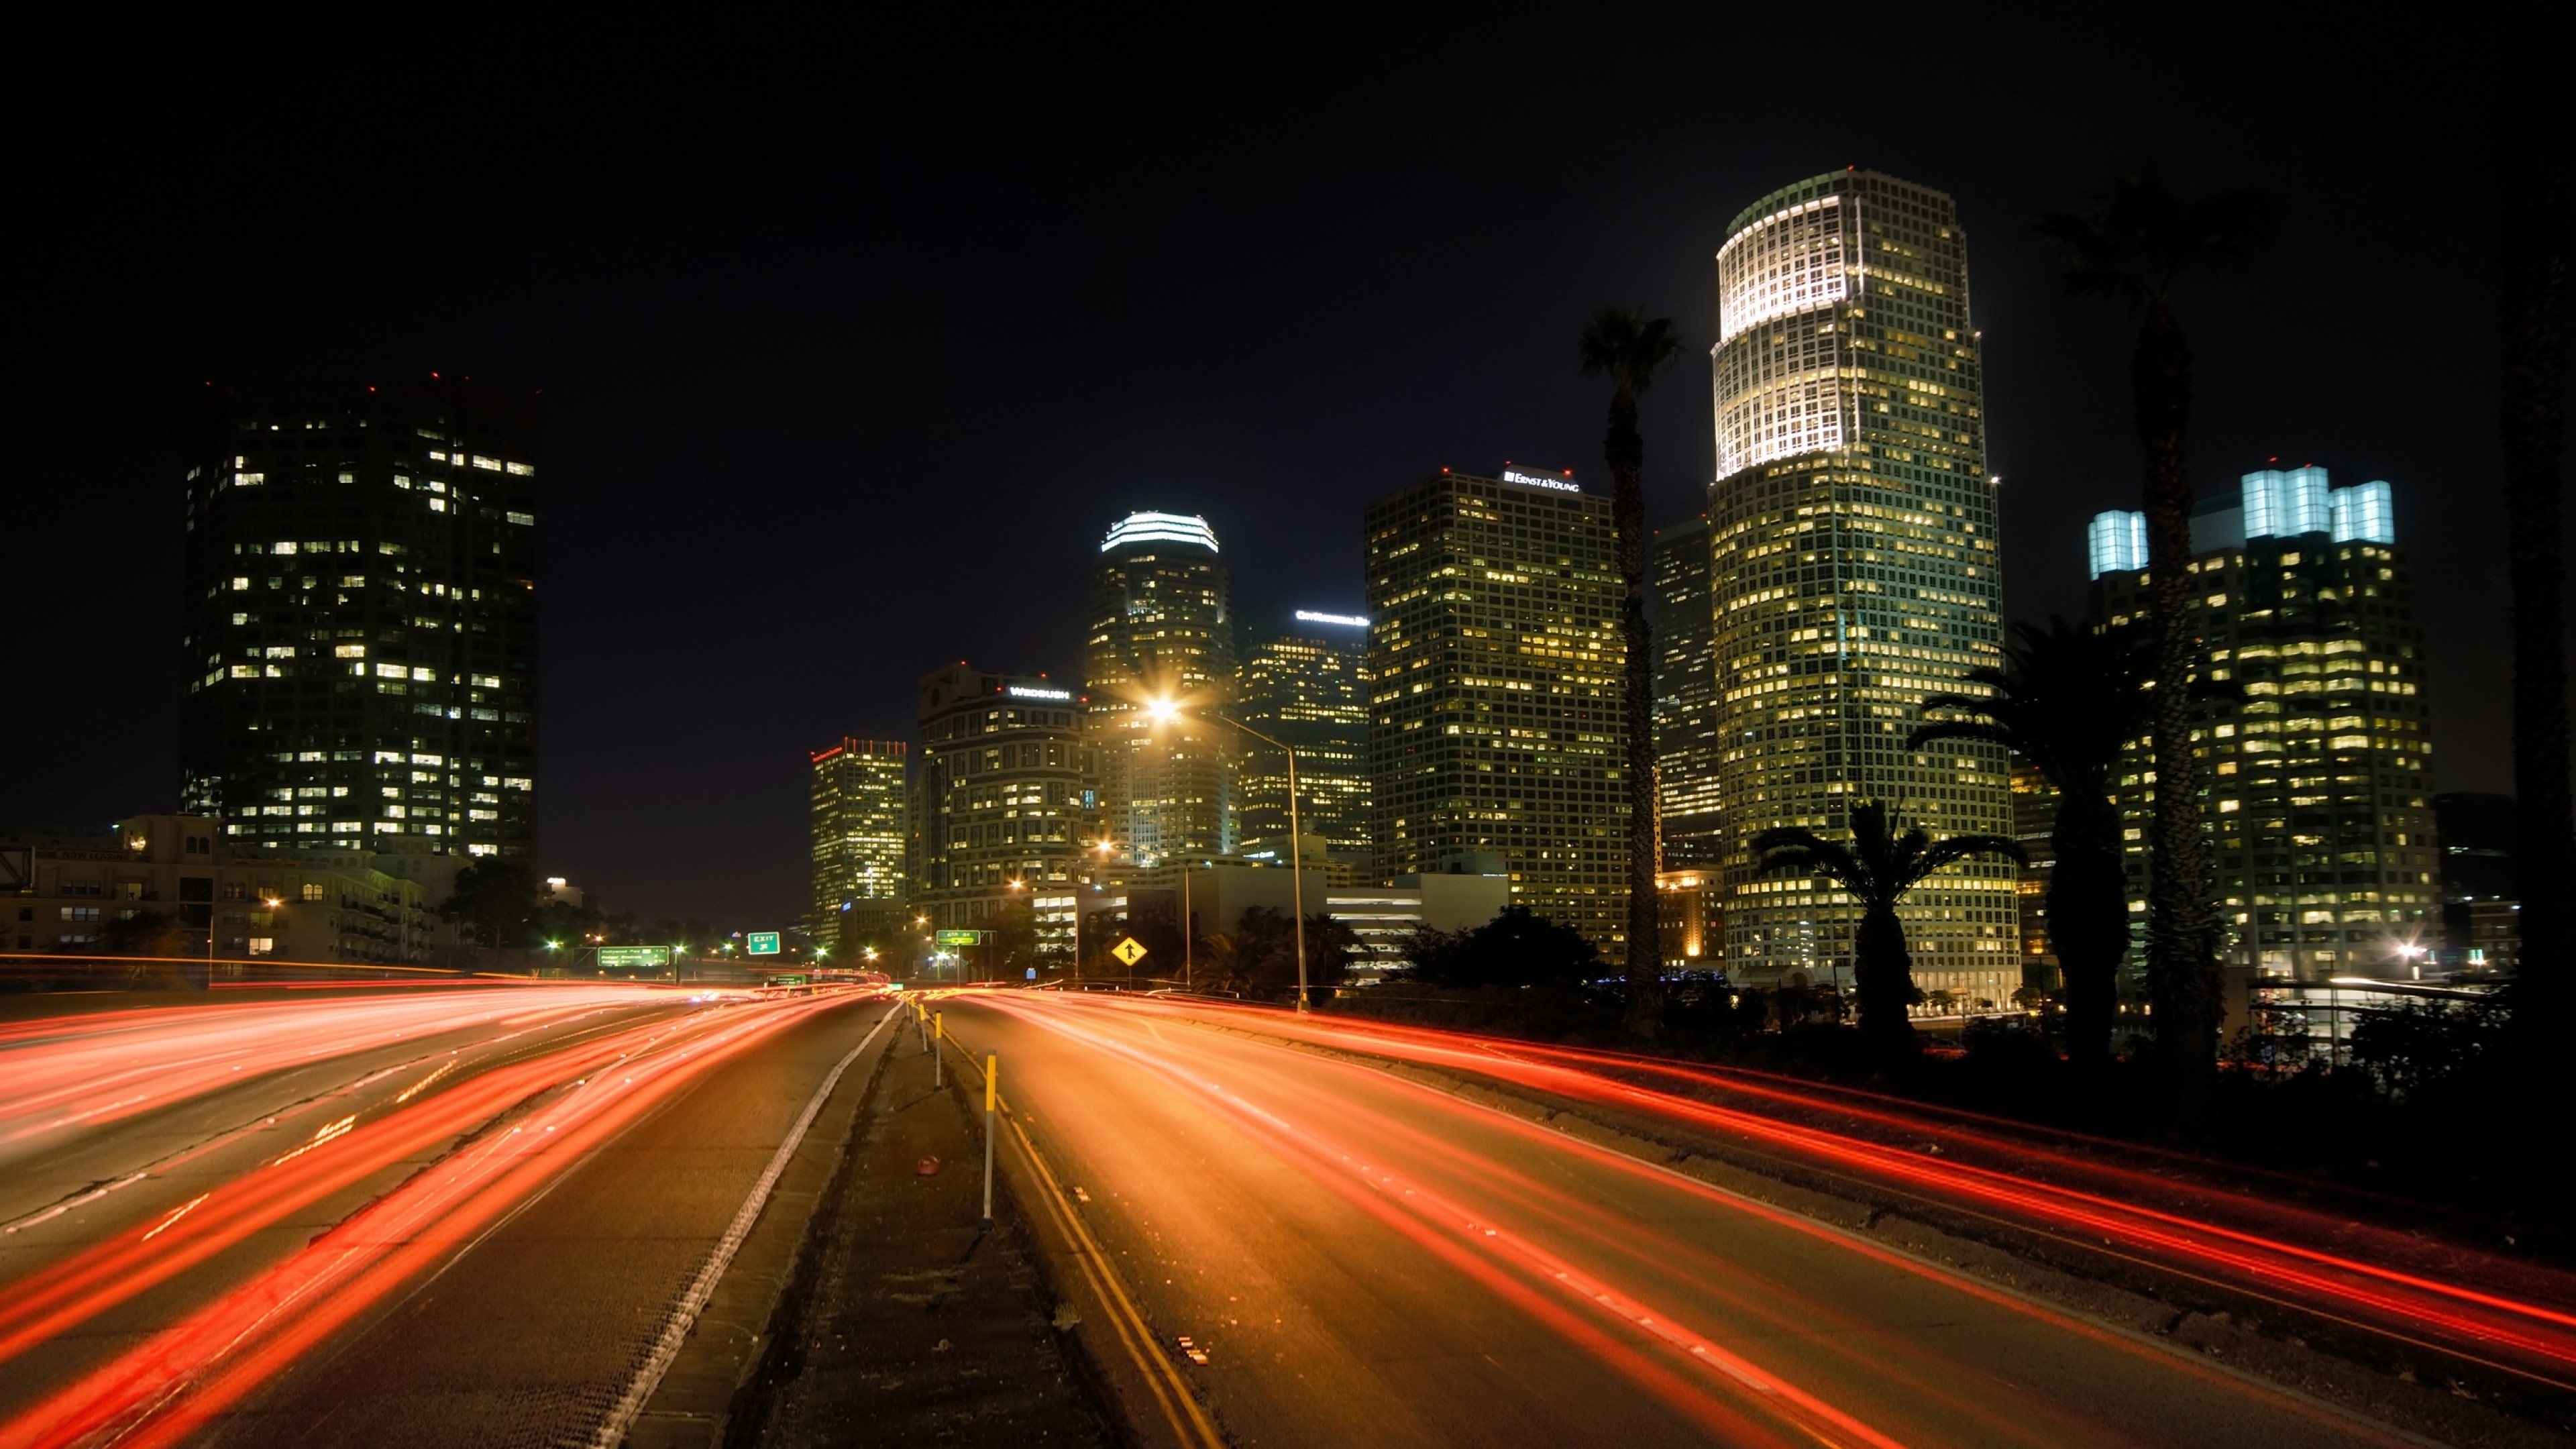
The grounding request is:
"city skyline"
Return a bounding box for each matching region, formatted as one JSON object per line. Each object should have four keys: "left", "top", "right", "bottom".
{"left": 3, "top": 11, "right": 2543, "bottom": 928}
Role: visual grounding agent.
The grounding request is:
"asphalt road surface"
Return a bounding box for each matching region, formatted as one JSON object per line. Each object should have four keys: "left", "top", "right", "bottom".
{"left": 941, "top": 990, "right": 2487, "bottom": 1449}
{"left": 0, "top": 983, "right": 900, "bottom": 1449}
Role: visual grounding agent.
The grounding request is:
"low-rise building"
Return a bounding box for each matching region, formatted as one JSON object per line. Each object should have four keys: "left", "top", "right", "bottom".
{"left": 1655, "top": 867, "right": 1722, "bottom": 970}
{"left": 3, "top": 813, "right": 439, "bottom": 965}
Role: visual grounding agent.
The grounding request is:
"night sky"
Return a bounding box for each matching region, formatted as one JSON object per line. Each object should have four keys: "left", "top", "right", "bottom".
{"left": 5, "top": 5, "right": 2563, "bottom": 930}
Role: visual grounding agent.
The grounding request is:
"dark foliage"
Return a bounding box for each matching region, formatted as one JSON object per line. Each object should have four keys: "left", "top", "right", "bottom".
{"left": 1913, "top": 618, "right": 2153, "bottom": 1067}
{"left": 2034, "top": 160, "right": 2272, "bottom": 1110}
{"left": 1750, "top": 801, "right": 2024, "bottom": 1049}
{"left": 441, "top": 859, "right": 545, "bottom": 949}
{"left": 1404, "top": 905, "right": 1603, "bottom": 989}
{"left": 99, "top": 909, "right": 188, "bottom": 959}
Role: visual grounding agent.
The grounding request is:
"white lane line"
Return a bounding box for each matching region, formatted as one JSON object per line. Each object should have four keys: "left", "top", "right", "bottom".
{"left": 586, "top": 1001, "right": 898, "bottom": 1449}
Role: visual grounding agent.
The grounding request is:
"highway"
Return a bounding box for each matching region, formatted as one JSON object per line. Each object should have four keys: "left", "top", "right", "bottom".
{"left": 0, "top": 983, "right": 900, "bottom": 1449}
{"left": 943, "top": 990, "right": 2565, "bottom": 1449}
{"left": 4, "top": 983, "right": 2567, "bottom": 1447}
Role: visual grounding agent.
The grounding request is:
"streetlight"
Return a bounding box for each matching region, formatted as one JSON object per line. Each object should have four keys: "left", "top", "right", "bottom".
{"left": 1146, "top": 696, "right": 1311, "bottom": 1012}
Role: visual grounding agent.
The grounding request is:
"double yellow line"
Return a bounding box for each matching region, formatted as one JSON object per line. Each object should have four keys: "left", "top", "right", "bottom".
{"left": 932, "top": 1006, "right": 1224, "bottom": 1449}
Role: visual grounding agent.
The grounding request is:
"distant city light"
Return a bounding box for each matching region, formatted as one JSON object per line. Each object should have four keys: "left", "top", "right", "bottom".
{"left": 1293, "top": 610, "right": 1369, "bottom": 628}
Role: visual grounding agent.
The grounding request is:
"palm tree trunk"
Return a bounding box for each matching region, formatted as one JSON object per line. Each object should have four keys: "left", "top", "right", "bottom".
{"left": 1607, "top": 382, "right": 1664, "bottom": 1040}
{"left": 2133, "top": 300, "right": 2222, "bottom": 1109}
{"left": 2048, "top": 784, "right": 2129, "bottom": 1071}
{"left": 2501, "top": 0, "right": 2573, "bottom": 1054}
{"left": 1853, "top": 902, "right": 1917, "bottom": 1047}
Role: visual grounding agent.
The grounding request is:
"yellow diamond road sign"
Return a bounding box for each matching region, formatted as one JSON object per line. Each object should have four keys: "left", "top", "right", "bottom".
{"left": 1110, "top": 936, "right": 1148, "bottom": 966}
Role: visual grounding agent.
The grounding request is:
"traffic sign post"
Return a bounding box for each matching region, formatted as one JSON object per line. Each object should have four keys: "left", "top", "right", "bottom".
{"left": 598, "top": 945, "right": 671, "bottom": 970}
{"left": 747, "top": 932, "right": 782, "bottom": 957}
{"left": 1110, "top": 936, "right": 1148, "bottom": 967}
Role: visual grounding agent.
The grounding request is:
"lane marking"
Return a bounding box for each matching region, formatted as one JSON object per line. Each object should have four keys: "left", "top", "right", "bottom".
{"left": 944, "top": 1021, "right": 1226, "bottom": 1449}
{"left": 585, "top": 1000, "right": 900, "bottom": 1449}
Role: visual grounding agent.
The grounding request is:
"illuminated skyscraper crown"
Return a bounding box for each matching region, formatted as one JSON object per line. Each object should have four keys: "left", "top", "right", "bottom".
{"left": 1101, "top": 512, "right": 1220, "bottom": 553}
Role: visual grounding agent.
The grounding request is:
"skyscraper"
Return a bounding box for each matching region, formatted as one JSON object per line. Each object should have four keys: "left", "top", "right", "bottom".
{"left": 808, "top": 737, "right": 908, "bottom": 951}
{"left": 180, "top": 378, "right": 540, "bottom": 863}
{"left": 1235, "top": 610, "right": 1373, "bottom": 868}
{"left": 1650, "top": 514, "right": 1721, "bottom": 872}
{"left": 1705, "top": 170, "right": 2016, "bottom": 1005}
{"left": 2091, "top": 468, "right": 2440, "bottom": 983}
{"left": 913, "top": 664, "right": 1094, "bottom": 959}
{"left": 1364, "top": 466, "right": 1627, "bottom": 951}
{"left": 1086, "top": 512, "right": 1236, "bottom": 865}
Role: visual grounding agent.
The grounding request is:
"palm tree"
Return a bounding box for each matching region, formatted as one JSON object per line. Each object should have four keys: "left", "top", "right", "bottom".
{"left": 2498, "top": 0, "right": 2573, "bottom": 1053}
{"left": 1750, "top": 800, "right": 2025, "bottom": 1048}
{"left": 1580, "top": 304, "right": 1684, "bottom": 1040}
{"left": 2033, "top": 163, "right": 2270, "bottom": 1100}
{"left": 1911, "top": 619, "right": 2153, "bottom": 1068}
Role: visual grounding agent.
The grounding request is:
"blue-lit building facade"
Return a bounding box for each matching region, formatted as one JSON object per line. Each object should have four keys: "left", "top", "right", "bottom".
{"left": 2090, "top": 467, "right": 2440, "bottom": 990}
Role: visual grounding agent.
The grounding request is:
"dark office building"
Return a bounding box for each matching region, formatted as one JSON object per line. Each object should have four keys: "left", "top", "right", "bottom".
{"left": 178, "top": 378, "right": 541, "bottom": 862}
{"left": 2435, "top": 791, "right": 2517, "bottom": 971}
{"left": 1648, "top": 514, "right": 1721, "bottom": 872}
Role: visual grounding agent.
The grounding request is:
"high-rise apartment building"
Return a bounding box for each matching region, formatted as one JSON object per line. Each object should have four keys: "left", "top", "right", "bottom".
{"left": 1650, "top": 514, "right": 1722, "bottom": 871}
{"left": 913, "top": 664, "right": 1095, "bottom": 959}
{"left": 1364, "top": 466, "right": 1627, "bottom": 950}
{"left": 180, "top": 378, "right": 540, "bottom": 863}
{"left": 2091, "top": 468, "right": 2439, "bottom": 982}
{"left": 1705, "top": 170, "right": 2016, "bottom": 1005}
{"left": 1235, "top": 610, "right": 1373, "bottom": 866}
{"left": 1086, "top": 513, "right": 1236, "bottom": 865}
{"left": 808, "top": 737, "right": 908, "bottom": 950}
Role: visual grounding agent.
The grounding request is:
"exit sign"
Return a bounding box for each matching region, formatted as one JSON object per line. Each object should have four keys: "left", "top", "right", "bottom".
{"left": 747, "top": 932, "right": 782, "bottom": 956}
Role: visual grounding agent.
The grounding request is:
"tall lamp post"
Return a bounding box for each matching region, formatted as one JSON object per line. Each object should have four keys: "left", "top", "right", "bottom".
{"left": 1146, "top": 699, "right": 1310, "bottom": 1013}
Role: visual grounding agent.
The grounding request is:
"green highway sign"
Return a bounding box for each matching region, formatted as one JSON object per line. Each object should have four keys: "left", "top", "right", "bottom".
{"left": 767, "top": 973, "right": 810, "bottom": 987}
{"left": 598, "top": 945, "right": 671, "bottom": 969}
{"left": 747, "top": 932, "right": 782, "bottom": 956}
{"left": 934, "top": 929, "right": 984, "bottom": 947}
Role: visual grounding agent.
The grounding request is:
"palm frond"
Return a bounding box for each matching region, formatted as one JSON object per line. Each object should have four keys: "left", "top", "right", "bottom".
{"left": 2031, "top": 160, "right": 2273, "bottom": 316}
{"left": 1904, "top": 833, "right": 2027, "bottom": 892}
{"left": 1580, "top": 305, "right": 1684, "bottom": 396}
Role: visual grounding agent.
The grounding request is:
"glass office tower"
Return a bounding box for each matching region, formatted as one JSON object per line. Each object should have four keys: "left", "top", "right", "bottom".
{"left": 914, "top": 664, "right": 1094, "bottom": 961}
{"left": 1650, "top": 514, "right": 1723, "bottom": 873}
{"left": 809, "top": 737, "right": 908, "bottom": 949}
{"left": 1085, "top": 512, "right": 1236, "bottom": 865}
{"left": 1706, "top": 170, "right": 2017, "bottom": 1006}
{"left": 178, "top": 378, "right": 540, "bottom": 863}
{"left": 1364, "top": 466, "right": 1627, "bottom": 951}
{"left": 1236, "top": 612, "right": 1373, "bottom": 865}
{"left": 2091, "top": 470, "right": 2439, "bottom": 983}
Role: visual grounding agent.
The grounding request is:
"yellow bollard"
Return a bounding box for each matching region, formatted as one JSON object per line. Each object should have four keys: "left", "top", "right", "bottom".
{"left": 932, "top": 1011, "right": 943, "bottom": 1088}
{"left": 981, "top": 1053, "right": 998, "bottom": 1229}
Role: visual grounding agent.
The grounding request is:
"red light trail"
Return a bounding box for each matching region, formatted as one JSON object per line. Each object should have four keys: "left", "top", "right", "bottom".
{"left": 0, "top": 986, "right": 865, "bottom": 1448}
{"left": 981, "top": 994, "right": 2576, "bottom": 1421}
